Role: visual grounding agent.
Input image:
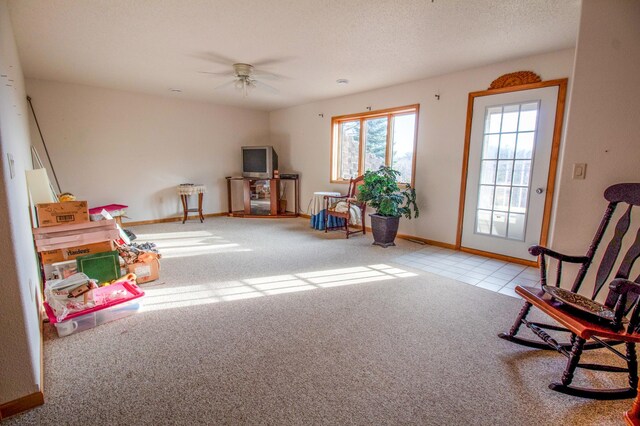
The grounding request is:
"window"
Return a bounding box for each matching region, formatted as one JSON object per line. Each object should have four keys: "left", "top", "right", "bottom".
{"left": 331, "top": 104, "right": 419, "bottom": 184}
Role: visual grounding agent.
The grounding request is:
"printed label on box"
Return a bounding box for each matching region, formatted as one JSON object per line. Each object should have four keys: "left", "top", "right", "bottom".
{"left": 127, "top": 259, "right": 159, "bottom": 284}
{"left": 40, "top": 241, "right": 114, "bottom": 265}
{"left": 134, "top": 264, "right": 151, "bottom": 278}
{"left": 56, "top": 214, "right": 76, "bottom": 223}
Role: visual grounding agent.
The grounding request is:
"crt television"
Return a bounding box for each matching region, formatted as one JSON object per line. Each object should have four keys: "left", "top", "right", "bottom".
{"left": 242, "top": 146, "right": 278, "bottom": 179}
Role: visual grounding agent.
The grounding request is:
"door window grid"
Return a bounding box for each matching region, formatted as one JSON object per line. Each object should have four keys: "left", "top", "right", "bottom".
{"left": 475, "top": 102, "right": 539, "bottom": 241}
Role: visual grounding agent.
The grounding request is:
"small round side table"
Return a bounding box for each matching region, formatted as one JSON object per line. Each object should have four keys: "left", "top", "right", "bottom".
{"left": 178, "top": 184, "right": 206, "bottom": 223}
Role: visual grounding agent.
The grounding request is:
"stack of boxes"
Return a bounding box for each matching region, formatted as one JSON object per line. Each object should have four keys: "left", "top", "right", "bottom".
{"left": 33, "top": 200, "right": 159, "bottom": 337}
{"left": 33, "top": 201, "right": 120, "bottom": 281}
{"left": 33, "top": 200, "right": 160, "bottom": 285}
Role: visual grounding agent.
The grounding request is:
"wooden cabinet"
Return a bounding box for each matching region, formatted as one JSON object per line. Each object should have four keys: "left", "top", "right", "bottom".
{"left": 226, "top": 176, "right": 299, "bottom": 218}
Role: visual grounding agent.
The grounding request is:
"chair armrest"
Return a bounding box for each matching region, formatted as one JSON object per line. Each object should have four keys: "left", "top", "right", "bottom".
{"left": 346, "top": 197, "right": 361, "bottom": 205}
{"left": 528, "top": 245, "right": 590, "bottom": 264}
{"left": 609, "top": 278, "right": 640, "bottom": 296}
{"left": 608, "top": 278, "right": 640, "bottom": 331}
{"left": 324, "top": 195, "right": 346, "bottom": 204}
{"left": 324, "top": 195, "right": 347, "bottom": 210}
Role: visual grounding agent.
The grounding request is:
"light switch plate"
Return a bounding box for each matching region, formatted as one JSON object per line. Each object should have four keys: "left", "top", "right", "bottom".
{"left": 572, "top": 163, "right": 586, "bottom": 180}
{"left": 7, "top": 153, "right": 15, "bottom": 179}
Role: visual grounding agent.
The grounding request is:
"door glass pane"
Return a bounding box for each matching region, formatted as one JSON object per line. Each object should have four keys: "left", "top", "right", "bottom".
{"left": 482, "top": 134, "right": 500, "bottom": 159}
{"left": 518, "top": 103, "right": 539, "bottom": 131}
{"left": 512, "top": 160, "right": 531, "bottom": 187}
{"left": 494, "top": 187, "right": 510, "bottom": 211}
{"left": 476, "top": 210, "right": 492, "bottom": 234}
{"left": 391, "top": 114, "right": 415, "bottom": 183}
{"left": 515, "top": 132, "right": 534, "bottom": 159}
{"left": 510, "top": 187, "right": 528, "bottom": 213}
{"left": 339, "top": 120, "right": 360, "bottom": 180}
{"left": 492, "top": 211, "right": 508, "bottom": 237}
{"left": 498, "top": 133, "right": 516, "bottom": 159}
{"left": 480, "top": 161, "right": 496, "bottom": 184}
{"left": 486, "top": 107, "right": 503, "bottom": 134}
{"left": 496, "top": 160, "right": 513, "bottom": 185}
{"left": 478, "top": 185, "right": 494, "bottom": 209}
{"left": 508, "top": 213, "right": 526, "bottom": 240}
{"left": 475, "top": 101, "right": 539, "bottom": 240}
{"left": 364, "top": 117, "right": 387, "bottom": 173}
{"left": 501, "top": 105, "right": 520, "bottom": 133}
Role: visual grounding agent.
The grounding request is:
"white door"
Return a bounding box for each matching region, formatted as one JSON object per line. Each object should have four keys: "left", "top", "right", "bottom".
{"left": 461, "top": 86, "right": 559, "bottom": 261}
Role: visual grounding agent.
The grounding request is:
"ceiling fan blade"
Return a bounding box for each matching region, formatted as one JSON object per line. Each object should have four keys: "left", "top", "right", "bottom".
{"left": 252, "top": 56, "right": 295, "bottom": 68}
{"left": 193, "top": 52, "right": 237, "bottom": 66}
{"left": 253, "top": 80, "right": 279, "bottom": 94}
{"left": 251, "top": 69, "right": 292, "bottom": 80}
{"left": 198, "top": 70, "right": 235, "bottom": 77}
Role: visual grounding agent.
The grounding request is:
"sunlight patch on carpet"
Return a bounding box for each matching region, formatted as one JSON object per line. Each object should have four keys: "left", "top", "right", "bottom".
{"left": 140, "top": 264, "right": 417, "bottom": 312}
{"left": 135, "top": 230, "right": 220, "bottom": 240}
{"left": 134, "top": 230, "right": 251, "bottom": 259}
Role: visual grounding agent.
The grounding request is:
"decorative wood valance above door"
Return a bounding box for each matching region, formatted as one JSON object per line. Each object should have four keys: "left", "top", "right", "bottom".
{"left": 488, "top": 71, "right": 542, "bottom": 90}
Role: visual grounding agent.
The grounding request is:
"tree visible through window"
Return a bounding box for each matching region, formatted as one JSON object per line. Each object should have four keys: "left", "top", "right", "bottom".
{"left": 331, "top": 105, "right": 419, "bottom": 185}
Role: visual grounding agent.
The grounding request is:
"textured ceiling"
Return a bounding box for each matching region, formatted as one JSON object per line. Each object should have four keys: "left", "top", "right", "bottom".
{"left": 7, "top": 0, "right": 581, "bottom": 111}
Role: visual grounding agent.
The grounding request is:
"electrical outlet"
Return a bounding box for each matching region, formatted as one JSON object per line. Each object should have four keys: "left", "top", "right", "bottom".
{"left": 572, "top": 163, "right": 587, "bottom": 180}
{"left": 7, "top": 153, "right": 15, "bottom": 179}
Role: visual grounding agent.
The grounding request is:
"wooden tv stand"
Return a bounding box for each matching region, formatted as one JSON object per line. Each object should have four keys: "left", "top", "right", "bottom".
{"left": 225, "top": 176, "right": 299, "bottom": 218}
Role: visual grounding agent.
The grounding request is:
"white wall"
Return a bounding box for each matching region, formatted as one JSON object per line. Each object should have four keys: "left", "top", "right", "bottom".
{"left": 551, "top": 0, "right": 640, "bottom": 253}
{"left": 270, "top": 49, "right": 576, "bottom": 244}
{"left": 0, "top": 0, "right": 41, "bottom": 404}
{"left": 25, "top": 80, "right": 270, "bottom": 222}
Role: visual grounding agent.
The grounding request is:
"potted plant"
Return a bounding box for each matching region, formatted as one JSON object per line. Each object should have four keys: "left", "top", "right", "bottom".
{"left": 356, "top": 166, "right": 419, "bottom": 247}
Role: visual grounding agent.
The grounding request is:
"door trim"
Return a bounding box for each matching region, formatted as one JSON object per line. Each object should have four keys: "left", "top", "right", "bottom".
{"left": 455, "top": 78, "right": 568, "bottom": 257}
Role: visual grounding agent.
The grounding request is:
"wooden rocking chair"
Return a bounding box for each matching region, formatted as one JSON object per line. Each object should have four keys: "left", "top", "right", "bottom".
{"left": 499, "top": 183, "right": 640, "bottom": 399}
{"left": 324, "top": 175, "right": 366, "bottom": 239}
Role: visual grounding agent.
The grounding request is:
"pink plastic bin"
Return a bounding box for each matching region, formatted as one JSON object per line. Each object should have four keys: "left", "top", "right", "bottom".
{"left": 88, "top": 204, "right": 128, "bottom": 221}
{"left": 44, "top": 281, "right": 144, "bottom": 337}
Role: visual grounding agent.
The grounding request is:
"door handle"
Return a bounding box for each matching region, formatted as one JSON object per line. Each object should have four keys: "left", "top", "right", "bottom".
{"left": 536, "top": 188, "right": 544, "bottom": 194}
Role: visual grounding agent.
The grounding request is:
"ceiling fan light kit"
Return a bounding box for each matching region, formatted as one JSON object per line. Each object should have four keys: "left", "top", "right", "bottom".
{"left": 233, "top": 63, "right": 262, "bottom": 97}
{"left": 202, "top": 60, "right": 279, "bottom": 97}
{"left": 234, "top": 76, "right": 255, "bottom": 97}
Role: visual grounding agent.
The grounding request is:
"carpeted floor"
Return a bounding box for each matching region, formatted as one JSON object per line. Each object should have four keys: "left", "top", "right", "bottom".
{"left": 5, "top": 217, "right": 634, "bottom": 425}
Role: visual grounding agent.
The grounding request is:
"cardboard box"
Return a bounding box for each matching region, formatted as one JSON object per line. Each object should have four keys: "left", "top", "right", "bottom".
{"left": 33, "top": 220, "right": 119, "bottom": 252}
{"left": 40, "top": 241, "right": 115, "bottom": 265}
{"left": 36, "top": 201, "right": 89, "bottom": 227}
{"left": 127, "top": 258, "right": 160, "bottom": 284}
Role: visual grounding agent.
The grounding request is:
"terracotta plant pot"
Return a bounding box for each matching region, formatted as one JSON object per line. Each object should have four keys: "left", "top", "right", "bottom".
{"left": 369, "top": 214, "right": 400, "bottom": 248}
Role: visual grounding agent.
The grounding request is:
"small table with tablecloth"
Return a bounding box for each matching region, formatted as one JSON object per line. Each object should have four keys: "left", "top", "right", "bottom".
{"left": 178, "top": 184, "right": 206, "bottom": 223}
{"left": 309, "top": 191, "right": 346, "bottom": 230}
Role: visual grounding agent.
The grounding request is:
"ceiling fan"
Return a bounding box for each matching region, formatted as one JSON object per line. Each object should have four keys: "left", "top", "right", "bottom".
{"left": 199, "top": 60, "right": 282, "bottom": 97}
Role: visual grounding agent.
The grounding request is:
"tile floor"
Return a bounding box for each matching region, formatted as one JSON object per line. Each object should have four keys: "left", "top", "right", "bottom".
{"left": 395, "top": 245, "right": 540, "bottom": 298}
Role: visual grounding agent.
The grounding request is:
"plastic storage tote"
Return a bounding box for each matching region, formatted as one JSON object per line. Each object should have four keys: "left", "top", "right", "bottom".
{"left": 44, "top": 281, "right": 144, "bottom": 337}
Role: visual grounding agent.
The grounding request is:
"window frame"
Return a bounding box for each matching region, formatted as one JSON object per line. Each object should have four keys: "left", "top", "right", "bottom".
{"left": 330, "top": 104, "right": 420, "bottom": 185}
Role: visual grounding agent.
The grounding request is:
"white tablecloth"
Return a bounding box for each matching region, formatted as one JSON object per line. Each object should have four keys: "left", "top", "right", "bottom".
{"left": 309, "top": 191, "right": 342, "bottom": 215}
{"left": 178, "top": 184, "right": 206, "bottom": 195}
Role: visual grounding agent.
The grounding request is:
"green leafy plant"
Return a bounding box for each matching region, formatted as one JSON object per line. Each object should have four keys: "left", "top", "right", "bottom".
{"left": 356, "top": 166, "right": 419, "bottom": 219}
